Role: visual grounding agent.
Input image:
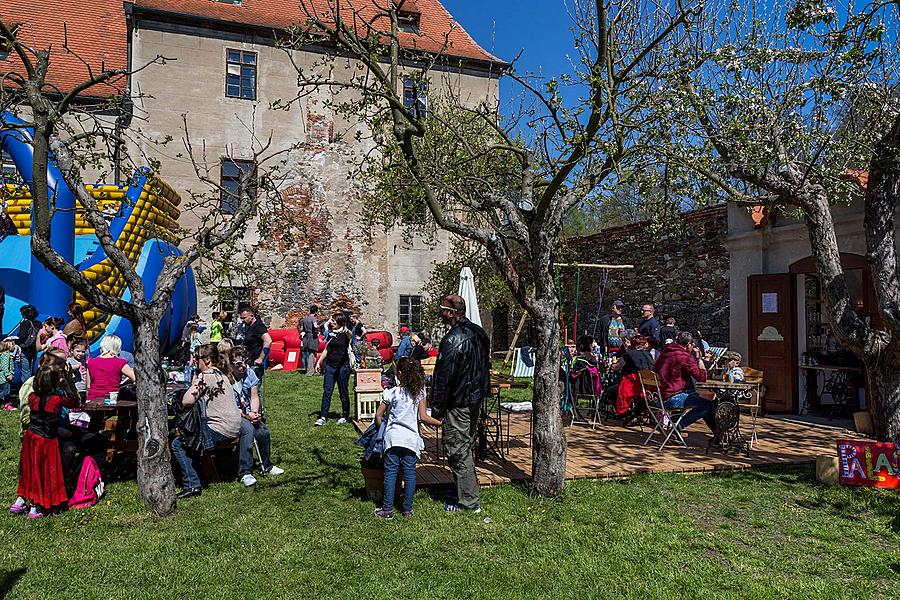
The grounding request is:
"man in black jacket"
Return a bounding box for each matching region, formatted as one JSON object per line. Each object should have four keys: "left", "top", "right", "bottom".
{"left": 638, "top": 302, "right": 662, "bottom": 348}
{"left": 596, "top": 299, "right": 631, "bottom": 356}
{"left": 430, "top": 294, "right": 490, "bottom": 512}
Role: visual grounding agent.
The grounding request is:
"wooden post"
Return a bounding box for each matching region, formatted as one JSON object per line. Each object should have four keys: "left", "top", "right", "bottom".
{"left": 503, "top": 313, "right": 528, "bottom": 368}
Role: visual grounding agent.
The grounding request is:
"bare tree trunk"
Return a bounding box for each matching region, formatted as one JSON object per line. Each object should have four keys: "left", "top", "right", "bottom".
{"left": 868, "top": 345, "right": 900, "bottom": 443}
{"left": 530, "top": 294, "right": 567, "bottom": 497}
{"left": 131, "top": 315, "right": 176, "bottom": 516}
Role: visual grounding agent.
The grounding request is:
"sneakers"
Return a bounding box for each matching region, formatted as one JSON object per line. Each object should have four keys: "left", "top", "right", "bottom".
{"left": 261, "top": 465, "right": 284, "bottom": 476}
{"left": 374, "top": 508, "right": 393, "bottom": 520}
{"left": 336, "top": 417, "right": 348, "bottom": 425}
{"left": 314, "top": 417, "right": 326, "bottom": 427}
{"left": 27, "top": 506, "right": 44, "bottom": 519}
{"left": 2, "top": 402, "right": 15, "bottom": 411}
{"left": 240, "top": 474, "right": 257, "bottom": 487}
{"left": 401, "top": 509, "right": 413, "bottom": 518}
{"left": 8, "top": 497, "right": 26, "bottom": 515}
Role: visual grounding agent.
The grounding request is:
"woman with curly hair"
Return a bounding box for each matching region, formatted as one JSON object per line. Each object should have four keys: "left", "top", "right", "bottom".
{"left": 373, "top": 357, "right": 441, "bottom": 519}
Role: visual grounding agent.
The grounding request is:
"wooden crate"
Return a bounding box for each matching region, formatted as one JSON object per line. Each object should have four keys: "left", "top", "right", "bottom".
{"left": 356, "top": 390, "right": 382, "bottom": 420}
{"left": 355, "top": 369, "right": 383, "bottom": 392}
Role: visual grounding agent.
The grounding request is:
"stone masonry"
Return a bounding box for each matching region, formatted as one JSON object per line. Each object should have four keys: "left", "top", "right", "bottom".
{"left": 562, "top": 205, "right": 730, "bottom": 347}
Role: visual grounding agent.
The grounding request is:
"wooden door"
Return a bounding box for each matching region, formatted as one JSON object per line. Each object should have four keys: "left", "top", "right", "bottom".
{"left": 748, "top": 274, "right": 797, "bottom": 412}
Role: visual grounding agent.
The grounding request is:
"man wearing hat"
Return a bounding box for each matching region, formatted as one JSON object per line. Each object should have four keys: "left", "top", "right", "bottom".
{"left": 597, "top": 300, "right": 632, "bottom": 356}
{"left": 395, "top": 325, "right": 413, "bottom": 358}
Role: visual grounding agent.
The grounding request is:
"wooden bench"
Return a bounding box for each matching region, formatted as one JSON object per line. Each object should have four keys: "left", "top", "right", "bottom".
{"left": 199, "top": 438, "right": 240, "bottom": 483}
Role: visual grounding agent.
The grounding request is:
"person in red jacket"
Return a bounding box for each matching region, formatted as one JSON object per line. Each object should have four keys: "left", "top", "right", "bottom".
{"left": 653, "top": 331, "right": 714, "bottom": 433}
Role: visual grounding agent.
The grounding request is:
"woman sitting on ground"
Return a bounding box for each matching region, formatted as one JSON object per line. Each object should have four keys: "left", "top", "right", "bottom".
{"left": 86, "top": 335, "right": 135, "bottom": 402}
{"left": 35, "top": 317, "right": 68, "bottom": 357}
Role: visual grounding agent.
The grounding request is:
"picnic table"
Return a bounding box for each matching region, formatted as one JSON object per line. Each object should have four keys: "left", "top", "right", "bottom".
{"left": 81, "top": 400, "right": 139, "bottom": 460}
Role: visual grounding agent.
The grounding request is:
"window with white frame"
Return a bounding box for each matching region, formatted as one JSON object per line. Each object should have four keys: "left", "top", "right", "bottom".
{"left": 399, "top": 295, "right": 423, "bottom": 331}
{"left": 402, "top": 78, "right": 427, "bottom": 119}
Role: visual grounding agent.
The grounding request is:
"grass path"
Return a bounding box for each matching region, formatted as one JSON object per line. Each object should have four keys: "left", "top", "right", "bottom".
{"left": 0, "top": 371, "right": 898, "bottom": 599}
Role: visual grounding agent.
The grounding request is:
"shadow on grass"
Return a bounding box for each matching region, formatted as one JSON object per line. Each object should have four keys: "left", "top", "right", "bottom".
{"left": 709, "top": 465, "right": 900, "bottom": 530}
{"left": 0, "top": 568, "right": 26, "bottom": 600}
{"left": 291, "top": 447, "right": 365, "bottom": 503}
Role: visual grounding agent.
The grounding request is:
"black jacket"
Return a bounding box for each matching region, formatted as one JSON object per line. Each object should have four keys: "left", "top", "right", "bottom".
{"left": 596, "top": 313, "right": 632, "bottom": 354}
{"left": 430, "top": 318, "right": 491, "bottom": 417}
{"left": 639, "top": 316, "right": 662, "bottom": 347}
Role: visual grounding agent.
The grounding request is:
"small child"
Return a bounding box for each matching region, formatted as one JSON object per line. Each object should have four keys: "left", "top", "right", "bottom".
{"left": 0, "top": 339, "right": 15, "bottom": 405}
{"left": 723, "top": 351, "right": 745, "bottom": 383}
{"left": 10, "top": 364, "right": 80, "bottom": 518}
{"left": 183, "top": 324, "right": 201, "bottom": 384}
{"left": 67, "top": 339, "right": 89, "bottom": 401}
{"left": 373, "top": 357, "right": 441, "bottom": 519}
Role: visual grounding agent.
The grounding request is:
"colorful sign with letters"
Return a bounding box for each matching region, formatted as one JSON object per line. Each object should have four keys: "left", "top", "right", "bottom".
{"left": 836, "top": 440, "right": 900, "bottom": 489}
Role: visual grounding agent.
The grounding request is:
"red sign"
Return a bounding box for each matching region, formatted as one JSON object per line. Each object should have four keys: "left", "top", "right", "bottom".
{"left": 837, "top": 440, "right": 900, "bottom": 489}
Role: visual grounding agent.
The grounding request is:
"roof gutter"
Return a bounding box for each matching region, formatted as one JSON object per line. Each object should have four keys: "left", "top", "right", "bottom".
{"left": 128, "top": 4, "right": 510, "bottom": 75}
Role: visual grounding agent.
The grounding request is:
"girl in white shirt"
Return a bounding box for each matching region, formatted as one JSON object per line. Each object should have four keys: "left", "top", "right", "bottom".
{"left": 373, "top": 357, "right": 441, "bottom": 519}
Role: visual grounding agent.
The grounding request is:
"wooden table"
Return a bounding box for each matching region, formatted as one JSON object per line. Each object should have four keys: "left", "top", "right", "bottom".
{"left": 81, "top": 400, "right": 139, "bottom": 460}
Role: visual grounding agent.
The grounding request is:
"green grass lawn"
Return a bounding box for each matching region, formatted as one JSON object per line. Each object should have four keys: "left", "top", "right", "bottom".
{"left": 1, "top": 371, "right": 899, "bottom": 599}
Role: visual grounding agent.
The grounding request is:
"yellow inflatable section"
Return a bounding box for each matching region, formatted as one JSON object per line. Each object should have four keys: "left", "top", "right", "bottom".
{"left": 1, "top": 179, "right": 182, "bottom": 341}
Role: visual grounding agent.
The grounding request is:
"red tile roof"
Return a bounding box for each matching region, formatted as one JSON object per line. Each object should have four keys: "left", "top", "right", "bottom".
{"left": 0, "top": 0, "right": 128, "bottom": 98}
{"left": 132, "top": 0, "right": 503, "bottom": 65}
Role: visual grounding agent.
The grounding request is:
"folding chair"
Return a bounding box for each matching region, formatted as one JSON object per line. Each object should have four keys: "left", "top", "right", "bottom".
{"left": 740, "top": 367, "right": 764, "bottom": 449}
{"left": 569, "top": 363, "right": 602, "bottom": 429}
{"left": 637, "top": 369, "right": 688, "bottom": 450}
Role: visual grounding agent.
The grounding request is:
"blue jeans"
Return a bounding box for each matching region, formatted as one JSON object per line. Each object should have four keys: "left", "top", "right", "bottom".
{"left": 0, "top": 381, "right": 9, "bottom": 400}
{"left": 302, "top": 350, "right": 317, "bottom": 375}
{"left": 243, "top": 418, "right": 273, "bottom": 471}
{"left": 382, "top": 447, "right": 416, "bottom": 512}
{"left": 319, "top": 362, "right": 350, "bottom": 419}
{"left": 171, "top": 423, "right": 253, "bottom": 489}
{"left": 16, "top": 352, "right": 33, "bottom": 382}
{"left": 664, "top": 391, "right": 715, "bottom": 432}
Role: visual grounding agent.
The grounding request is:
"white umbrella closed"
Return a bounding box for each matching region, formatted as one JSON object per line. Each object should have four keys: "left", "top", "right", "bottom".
{"left": 457, "top": 266, "right": 482, "bottom": 327}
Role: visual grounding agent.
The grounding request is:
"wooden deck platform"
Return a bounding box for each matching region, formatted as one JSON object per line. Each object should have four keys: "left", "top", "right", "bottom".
{"left": 355, "top": 412, "right": 860, "bottom": 488}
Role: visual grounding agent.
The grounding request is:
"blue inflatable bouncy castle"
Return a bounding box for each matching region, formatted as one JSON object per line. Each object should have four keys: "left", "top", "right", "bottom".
{"left": 1, "top": 110, "right": 197, "bottom": 354}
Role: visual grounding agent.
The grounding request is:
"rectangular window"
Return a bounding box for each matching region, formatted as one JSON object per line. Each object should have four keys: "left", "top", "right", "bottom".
{"left": 226, "top": 49, "right": 257, "bottom": 100}
{"left": 399, "top": 295, "right": 422, "bottom": 331}
{"left": 398, "top": 12, "right": 420, "bottom": 34}
{"left": 402, "top": 78, "right": 427, "bottom": 119}
{"left": 0, "top": 49, "right": 8, "bottom": 61}
{"left": 220, "top": 158, "right": 257, "bottom": 214}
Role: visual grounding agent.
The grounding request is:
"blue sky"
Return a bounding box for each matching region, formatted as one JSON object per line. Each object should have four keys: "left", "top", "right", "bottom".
{"left": 440, "top": 1, "right": 577, "bottom": 105}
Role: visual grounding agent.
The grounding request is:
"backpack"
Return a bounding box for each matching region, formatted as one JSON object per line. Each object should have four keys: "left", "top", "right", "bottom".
{"left": 17, "top": 320, "right": 38, "bottom": 351}
{"left": 67, "top": 456, "right": 105, "bottom": 509}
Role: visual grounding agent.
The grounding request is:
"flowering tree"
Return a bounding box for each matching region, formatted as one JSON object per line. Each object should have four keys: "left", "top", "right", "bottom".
{"left": 669, "top": 0, "right": 900, "bottom": 440}
{"left": 287, "top": 0, "right": 699, "bottom": 494}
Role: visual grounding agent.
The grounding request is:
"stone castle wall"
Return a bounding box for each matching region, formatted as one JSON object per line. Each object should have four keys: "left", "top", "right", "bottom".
{"left": 560, "top": 205, "right": 730, "bottom": 347}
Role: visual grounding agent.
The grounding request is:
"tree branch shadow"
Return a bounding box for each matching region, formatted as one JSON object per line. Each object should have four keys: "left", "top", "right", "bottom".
{"left": 0, "top": 568, "right": 27, "bottom": 600}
